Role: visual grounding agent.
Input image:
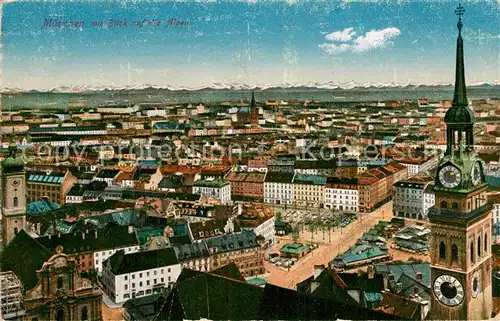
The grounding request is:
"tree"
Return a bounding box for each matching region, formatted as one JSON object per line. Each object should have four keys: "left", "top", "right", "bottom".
{"left": 276, "top": 211, "right": 282, "bottom": 222}
{"left": 307, "top": 222, "right": 316, "bottom": 244}
{"left": 292, "top": 229, "right": 300, "bottom": 244}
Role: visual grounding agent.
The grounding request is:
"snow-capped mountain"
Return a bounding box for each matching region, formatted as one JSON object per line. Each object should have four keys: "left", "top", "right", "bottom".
{"left": 1, "top": 81, "right": 499, "bottom": 94}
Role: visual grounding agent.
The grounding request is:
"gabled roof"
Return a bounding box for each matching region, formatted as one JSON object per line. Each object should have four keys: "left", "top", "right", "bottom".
{"left": 211, "top": 262, "right": 246, "bottom": 282}
{"left": 2, "top": 230, "right": 53, "bottom": 290}
{"left": 37, "top": 223, "right": 139, "bottom": 255}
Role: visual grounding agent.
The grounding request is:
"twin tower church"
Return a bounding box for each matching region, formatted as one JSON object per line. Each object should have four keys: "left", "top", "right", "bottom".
{"left": 0, "top": 4, "right": 493, "bottom": 320}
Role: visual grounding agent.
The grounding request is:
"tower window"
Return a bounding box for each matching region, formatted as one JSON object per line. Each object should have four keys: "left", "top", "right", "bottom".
{"left": 478, "top": 236, "right": 481, "bottom": 258}
{"left": 439, "top": 241, "right": 446, "bottom": 259}
{"left": 440, "top": 201, "right": 447, "bottom": 209}
{"left": 81, "top": 307, "right": 88, "bottom": 321}
{"left": 470, "top": 242, "right": 475, "bottom": 264}
{"left": 14, "top": 227, "right": 18, "bottom": 235}
{"left": 13, "top": 197, "right": 18, "bottom": 207}
{"left": 484, "top": 233, "right": 488, "bottom": 253}
{"left": 451, "top": 244, "right": 458, "bottom": 265}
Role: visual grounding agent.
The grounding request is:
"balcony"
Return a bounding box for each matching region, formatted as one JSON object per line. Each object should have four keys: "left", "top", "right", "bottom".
{"left": 428, "top": 203, "right": 492, "bottom": 223}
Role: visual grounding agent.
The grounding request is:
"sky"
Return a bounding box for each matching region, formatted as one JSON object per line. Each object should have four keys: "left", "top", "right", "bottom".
{"left": 1, "top": 0, "right": 499, "bottom": 90}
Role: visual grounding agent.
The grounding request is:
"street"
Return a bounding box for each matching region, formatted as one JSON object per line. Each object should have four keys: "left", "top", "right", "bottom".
{"left": 265, "top": 201, "right": 394, "bottom": 289}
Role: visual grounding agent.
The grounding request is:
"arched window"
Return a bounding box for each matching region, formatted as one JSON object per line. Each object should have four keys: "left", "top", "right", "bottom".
{"left": 485, "top": 233, "right": 488, "bottom": 253}
{"left": 452, "top": 202, "right": 458, "bottom": 210}
{"left": 13, "top": 197, "right": 18, "bottom": 207}
{"left": 478, "top": 236, "right": 481, "bottom": 258}
{"left": 470, "top": 242, "right": 475, "bottom": 264}
{"left": 440, "top": 201, "right": 447, "bottom": 209}
{"left": 439, "top": 241, "right": 446, "bottom": 259}
{"left": 451, "top": 244, "right": 458, "bottom": 265}
{"left": 14, "top": 227, "right": 18, "bottom": 235}
{"left": 57, "top": 277, "right": 63, "bottom": 289}
{"left": 56, "top": 309, "right": 64, "bottom": 321}
{"left": 81, "top": 307, "right": 88, "bottom": 321}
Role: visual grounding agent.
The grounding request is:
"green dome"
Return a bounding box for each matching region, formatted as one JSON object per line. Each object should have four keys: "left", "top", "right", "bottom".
{"left": 2, "top": 144, "right": 25, "bottom": 173}
{"left": 444, "top": 106, "right": 475, "bottom": 124}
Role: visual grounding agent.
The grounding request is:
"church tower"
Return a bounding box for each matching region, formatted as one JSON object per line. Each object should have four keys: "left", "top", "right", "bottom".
{"left": 1, "top": 143, "right": 27, "bottom": 246}
{"left": 428, "top": 4, "right": 492, "bottom": 320}
{"left": 250, "top": 91, "right": 259, "bottom": 127}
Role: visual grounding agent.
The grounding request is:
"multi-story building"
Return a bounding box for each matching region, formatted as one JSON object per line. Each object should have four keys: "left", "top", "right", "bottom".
{"left": 101, "top": 248, "right": 181, "bottom": 304}
{"left": 36, "top": 224, "right": 141, "bottom": 274}
{"left": 396, "top": 155, "right": 438, "bottom": 178}
{"left": 26, "top": 170, "right": 77, "bottom": 205}
{"left": 324, "top": 177, "right": 358, "bottom": 212}
{"left": 226, "top": 172, "right": 265, "bottom": 201}
{"left": 267, "top": 155, "right": 295, "bottom": 173}
{"left": 488, "top": 193, "right": 500, "bottom": 244}
{"left": 264, "top": 172, "right": 294, "bottom": 205}
{"left": 193, "top": 178, "right": 231, "bottom": 204}
{"left": 393, "top": 176, "right": 435, "bottom": 220}
{"left": 94, "top": 169, "right": 120, "bottom": 186}
{"left": 0, "top": 271, "right": 25, "bottom": 320}
{"left": 174, "top": 242, "right": 212, "bottom": 272}
{"left": 235, "top": 204, "right": 276, "bottom": 248}
{"left": 292, "top": 174, "right": 327, "bottom": 207}
{"left": 206, "top": 230, "right": 265, "bottom": 277}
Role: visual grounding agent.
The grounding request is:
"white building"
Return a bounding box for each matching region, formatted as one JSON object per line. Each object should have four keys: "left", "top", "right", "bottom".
{"left": 263, "top": 172, "right": 294, "bottom": 205}
{"left": 238, "top": 210, "right": 276, "bottom": 249}
{"left": 398, "top": 156, "right": 438, "bottom": 178}
{"left": 324, "top": 178, "right": 358, "bottom": 212}
{"left": 193, "top": 179, "right": 231, "bottom": 204}
{"left": 489, "top": 193, "right": 500, "bottom": 244}
{"left": 93, "top": 226, "right": 141, "bottom": 274}
{"left": 101, "top": 247, "right": 181, "bottom": 304}
{"left": 393, "top": 177, "right": 435, "bottom": 220}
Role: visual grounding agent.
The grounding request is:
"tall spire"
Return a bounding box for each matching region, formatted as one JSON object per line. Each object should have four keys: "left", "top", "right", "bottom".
{"left": 452, "top": 3, "right": 468, "bottom": 107}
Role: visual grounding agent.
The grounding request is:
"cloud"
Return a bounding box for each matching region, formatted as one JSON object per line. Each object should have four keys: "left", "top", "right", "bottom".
{"left": 325, "top": 28, "right": 356, "bottom": 42}
{"left": 318, "top": 43, "right": 352, "bottom": 54}
{"left": 319, "top": 27, "right": 401, "bottom": 55}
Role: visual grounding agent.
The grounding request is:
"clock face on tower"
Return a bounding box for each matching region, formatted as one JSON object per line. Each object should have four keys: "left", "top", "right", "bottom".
{"left": 11, "top": 179, "right": 20, "bottom": 187}
{"left": 471, "top": 162, "right": 482, "bottom": 186}
{"left": 433, "top": 275, "right": 464, "bottom": 306}
{"left": 439, "top": 165, "right": 462, "bottom": 188}
{"left": 471, "top": 270, "right": 481, "bottom": 298}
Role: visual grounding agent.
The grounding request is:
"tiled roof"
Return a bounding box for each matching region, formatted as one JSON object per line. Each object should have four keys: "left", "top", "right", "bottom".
{"left": 27, "top": 198, "right": 61, "bottom": 215}
{"left": 264, "top": 171, "right": 294, "bottom": 183}
{"left": 106, "top": 247, "right": 179, "bottom": 275}
{"left": 226, "top": 172, "right": 266, "bottom": 183}
{"left": 293, "top": 174, "right": 327, "bottom": 186}
{"left": 2, "top": 230, "right": 53, "bottom": 291}
{"left": 205, "top": 230, "right": 259, "bottom": 253}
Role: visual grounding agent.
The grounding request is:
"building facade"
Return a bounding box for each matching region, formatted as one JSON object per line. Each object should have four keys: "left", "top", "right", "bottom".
{"left": 264, "top": 172, "right": 294, "bottom": 205}
{"left": 393, "top": 177, "right": 435, "bottom": 220}
{"left": 101, "top": 248, "right": 181, "bottom": 304}
{"left": 23, "top": 248, "right": 102, "bottom": 321}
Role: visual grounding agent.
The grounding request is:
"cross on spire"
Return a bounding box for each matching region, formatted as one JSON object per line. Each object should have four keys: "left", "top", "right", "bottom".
{"left": 455, "top": 4, "right": 465, "bottom": 32}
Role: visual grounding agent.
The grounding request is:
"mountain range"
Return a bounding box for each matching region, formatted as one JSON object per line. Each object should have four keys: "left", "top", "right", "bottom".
{"left": 1, "top": 81, "right": 499, "bottom": 94}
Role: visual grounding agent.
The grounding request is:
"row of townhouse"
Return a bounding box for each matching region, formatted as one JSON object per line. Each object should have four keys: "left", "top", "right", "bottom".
{"left": 393, "top": 175, "right": 436, "bottom": 220}
{"left": 263, "top": 162, "right": 408, "bottom": 213}
{"left": 101, "top": 229, "right": 266, "bottom": 304}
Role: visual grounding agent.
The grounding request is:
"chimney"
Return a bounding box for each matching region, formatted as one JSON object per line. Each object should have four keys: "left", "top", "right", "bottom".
{"left": 94, "top": 230, "right": 98, "bottom": 239}
{"left": 416, "top": 272, "right": 422, "bottom": 281}
{"left": 82, "top": 232, "right": 86, "bottom": 240}
{"left": 313, "top": 265, "right": 325, "bottom": 280}
{"left": 367, "top": 265, "right": 375, "bottom": 279}
{"left": 128, "top": 225, "right": 134, "bottom": 234}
